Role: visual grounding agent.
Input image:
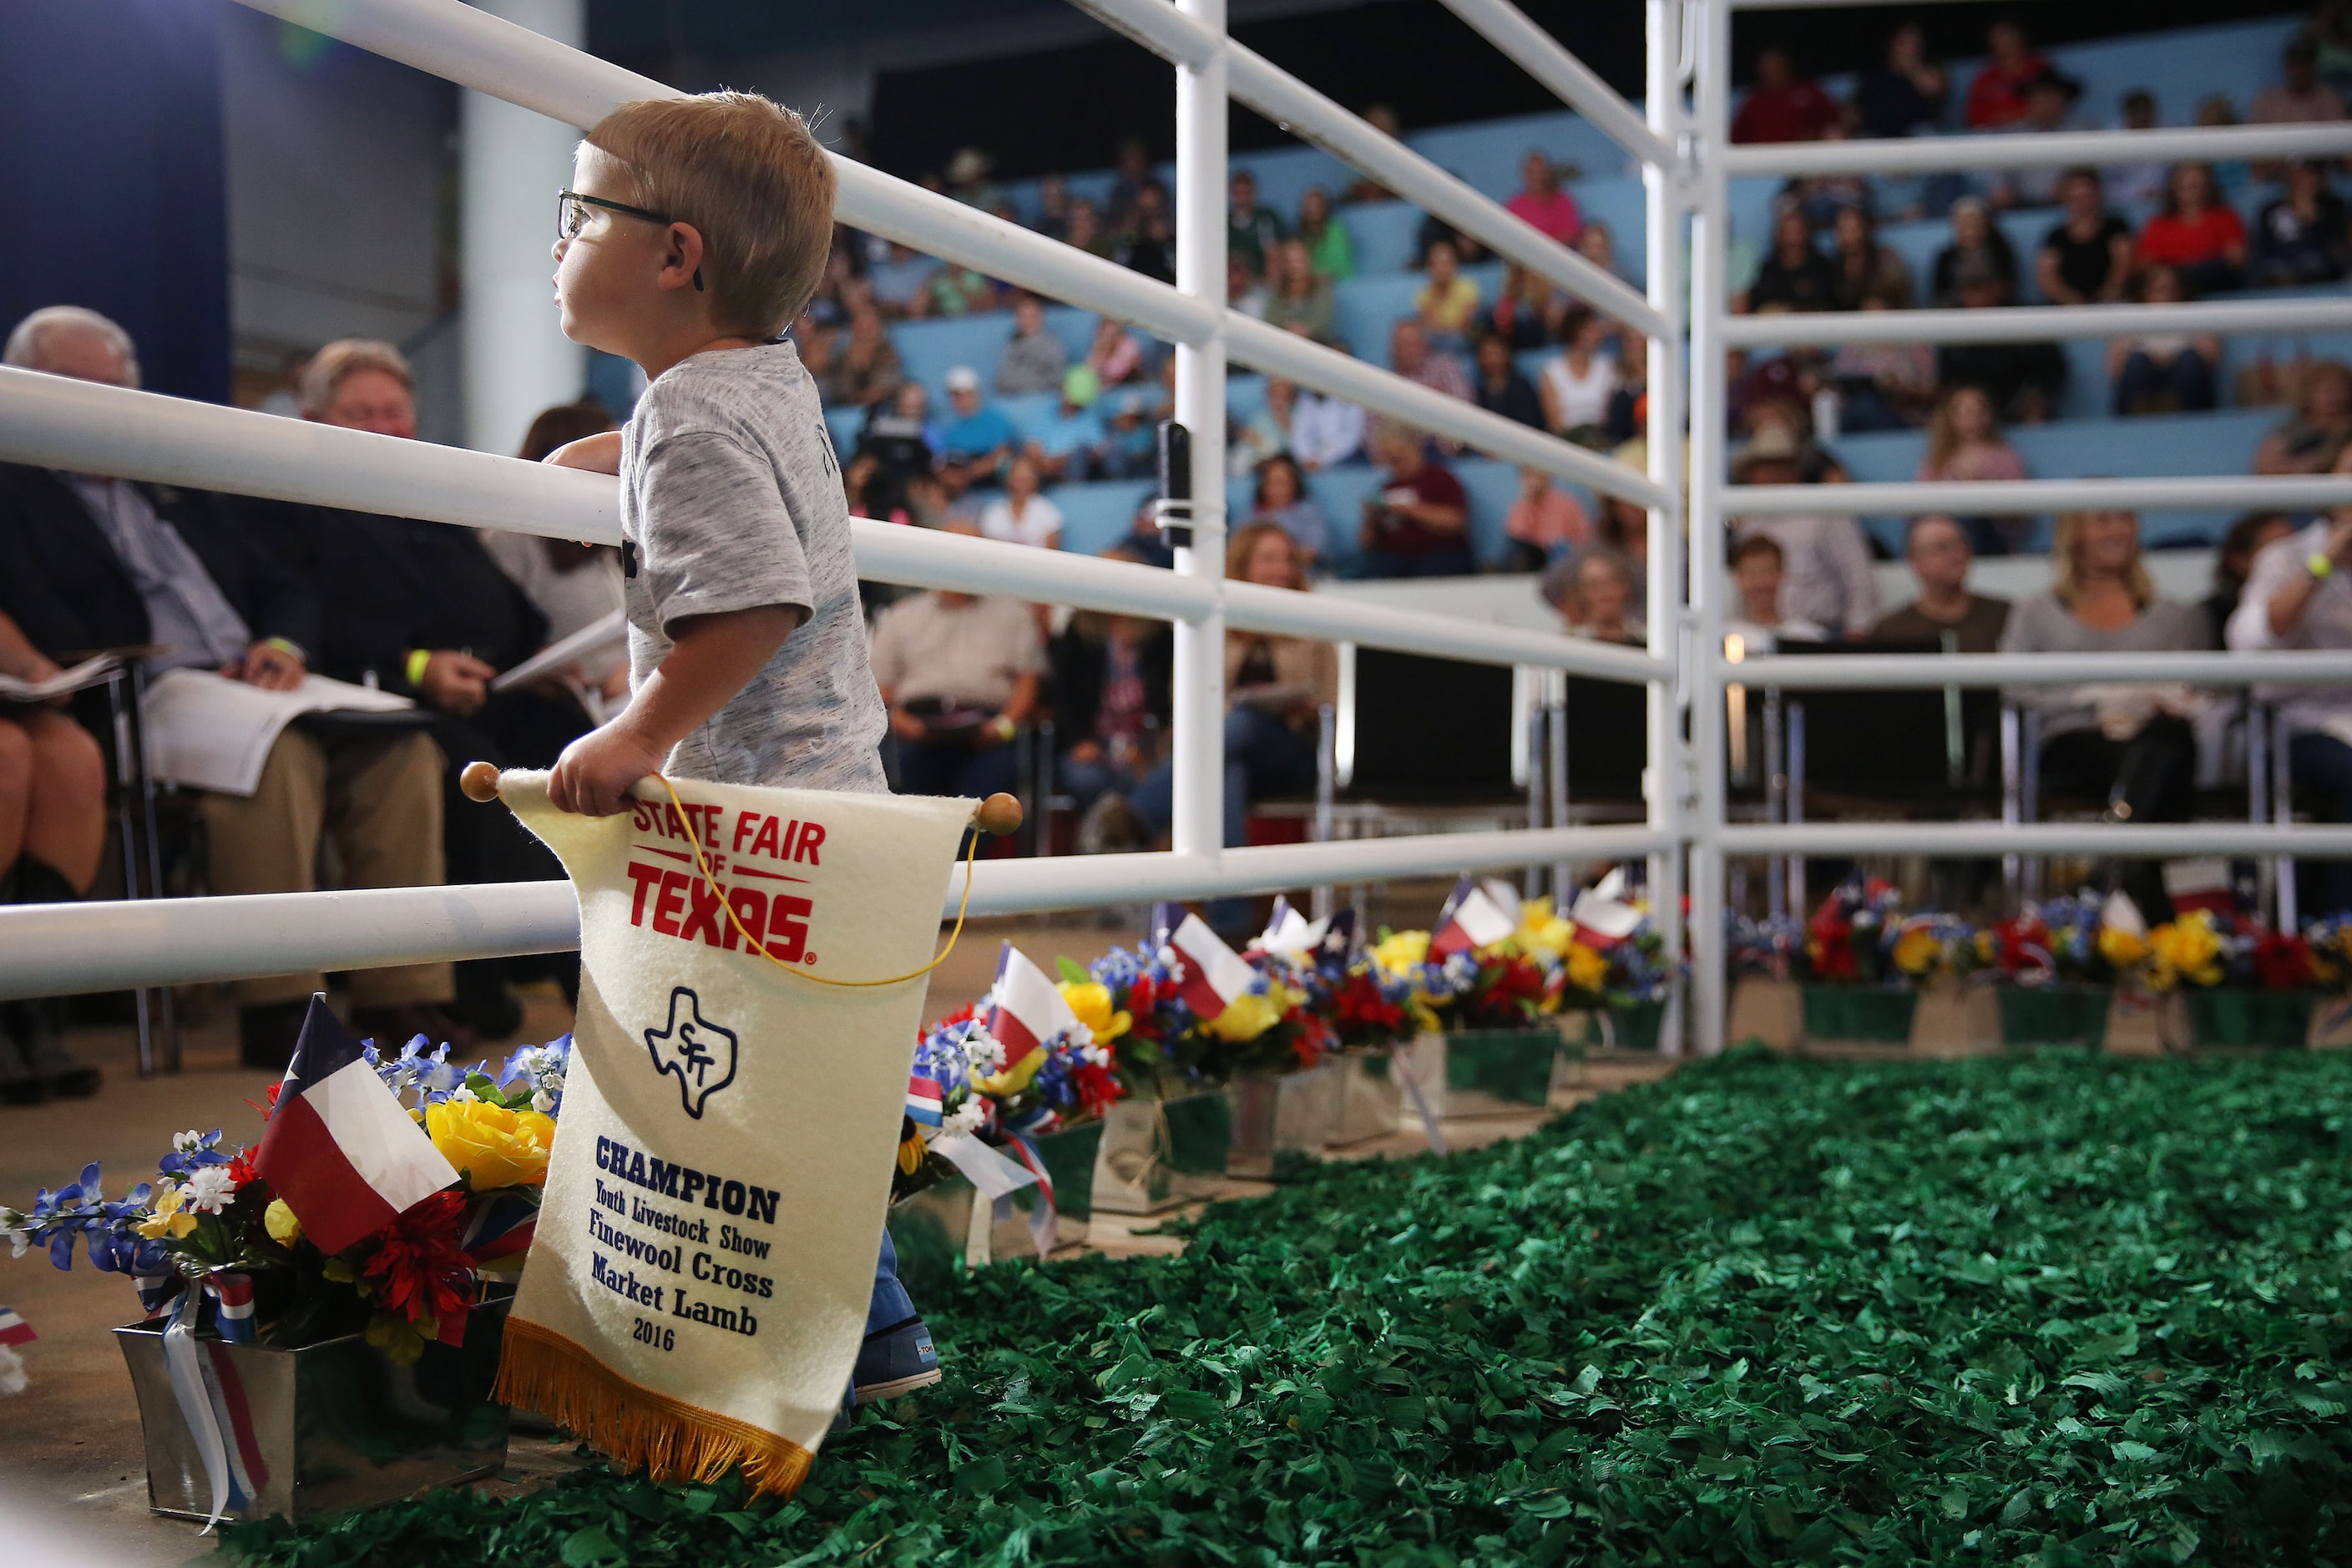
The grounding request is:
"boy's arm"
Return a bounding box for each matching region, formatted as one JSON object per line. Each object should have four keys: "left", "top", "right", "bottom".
{"left": 548, "top": 604, "right": 803, "bottom": 816}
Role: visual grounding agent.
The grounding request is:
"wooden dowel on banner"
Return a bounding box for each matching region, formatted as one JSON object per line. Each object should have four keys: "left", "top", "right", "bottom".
{"left": 460, "top": 760, "right": 502, "bottom": 802}
{"left": 975, "top": 793, "right": 1024, "bottom": 837}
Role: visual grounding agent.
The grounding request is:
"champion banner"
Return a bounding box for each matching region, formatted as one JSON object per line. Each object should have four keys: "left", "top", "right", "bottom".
{"left": 486, "top": 770, "right": 976, "bottom": 1496}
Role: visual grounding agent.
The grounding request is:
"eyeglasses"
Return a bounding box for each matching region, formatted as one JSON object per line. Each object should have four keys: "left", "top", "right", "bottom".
{"left": 557, "top": 190, "right": 705, "bottom": 291}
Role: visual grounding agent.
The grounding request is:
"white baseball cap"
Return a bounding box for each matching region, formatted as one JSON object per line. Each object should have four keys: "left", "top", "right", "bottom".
{"left": 944, "top": 366, "right": 981, "bottom": 393}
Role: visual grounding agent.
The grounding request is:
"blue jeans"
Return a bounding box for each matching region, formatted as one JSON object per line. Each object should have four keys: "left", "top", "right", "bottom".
{"left": 892, "top": 734, "right": 1022, "bottom": 799}
{"left": 2114, "top": 350, "right": 2215, "bottom": 417}
{"left": 1355, "top": 544, "right": 1475, "bottom": 579}
{"left": 868, "top": 1228, "right": 916, "bottom": 1334}
{"left": 1130, "top": 707, "right": 1320, "bottom": 847}
{"left": 2290, "top": 731, "right": 2352, "bottom": 919}
{"left": 1055, "top": 751, "right": 1141, "bottom": 812}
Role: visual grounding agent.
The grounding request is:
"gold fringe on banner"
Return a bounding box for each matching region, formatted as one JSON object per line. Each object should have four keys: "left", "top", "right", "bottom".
{"left": 494, "top": 1318, "right": 814, "bottom": 1497}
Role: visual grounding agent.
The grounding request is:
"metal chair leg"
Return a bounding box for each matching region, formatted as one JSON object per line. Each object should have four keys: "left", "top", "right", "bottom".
{"left": 2274, "top": 706, "right": 2299, "bottom": 932}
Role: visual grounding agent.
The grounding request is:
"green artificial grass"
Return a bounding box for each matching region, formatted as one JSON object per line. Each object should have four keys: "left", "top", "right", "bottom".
{"left": 227, "top": 1049, "right": 2352, "bottom": 1565}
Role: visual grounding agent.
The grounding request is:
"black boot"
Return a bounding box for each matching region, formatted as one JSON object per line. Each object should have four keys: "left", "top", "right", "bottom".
{"left": 6, "top": 999, "right": 99, "bottom": 1099}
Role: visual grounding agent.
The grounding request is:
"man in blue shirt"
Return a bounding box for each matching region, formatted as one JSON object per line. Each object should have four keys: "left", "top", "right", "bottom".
{"left": 938, "top": 366, "right": 1016, "bottom": 491}
{"left": 1023, "top": 367, "right": 1110, "bottom": 483}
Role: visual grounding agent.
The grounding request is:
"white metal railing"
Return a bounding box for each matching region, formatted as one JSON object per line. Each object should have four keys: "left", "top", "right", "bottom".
{"left": 1722, "top": 120, "right": 2352, "bottom": 177}
{"left": 1727, "top": 475, "right": 2352, "bottom": 516}
{"left": 1723, "top": 297, "right": 2352, "bottom": 346}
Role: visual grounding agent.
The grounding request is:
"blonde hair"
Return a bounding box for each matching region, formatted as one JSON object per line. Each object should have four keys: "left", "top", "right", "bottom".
{"left": 1922, "top": 384, "right": 1997, "bottom": 478}
{"left": 300, "top": 338, "right": 412, "bottom": 417}
{"left": 585, "top": 93, "right": 837, "bottom": 338}
{"left": 1226, "top": 519, "right": 1305, "bottom": 589}
{"left": 2051, "top": 509, "right": 2153, "bottom": 609}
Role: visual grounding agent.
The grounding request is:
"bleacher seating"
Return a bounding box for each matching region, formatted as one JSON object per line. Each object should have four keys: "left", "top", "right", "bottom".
{"left": 800, "top": 13, "right": 2335, "bottom": 569}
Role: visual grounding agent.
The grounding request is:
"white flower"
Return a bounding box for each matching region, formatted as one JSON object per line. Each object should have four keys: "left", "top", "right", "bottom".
{"left": 963, "top": 1029, "right": 1006, "bottom": 1075}
{"left": 182, "top": 1166, "right": 239, "bottom": 1216}
{"left": 531, "top": 1090, "right": 554, "bottom": 1114}
{"left": 448, "top": 1085, "right": 478, "bottom": 1104}
{"left": 944, "top": 1100, "right": 986, "bottom": 1135}
{"left": 172, "top": 1130, "right": 204, "bottom": 1154}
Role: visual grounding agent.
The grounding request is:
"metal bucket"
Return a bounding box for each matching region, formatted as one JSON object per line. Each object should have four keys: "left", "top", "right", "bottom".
{"left": 1090, "top": 1090, "right": 1232, "bottom": 1214}
{"left": 1393, "top": 1029, "right": 1564, "bottom": 1119}
{"left": 1328, "top": 1051, "right": 1405, "bottom": 1146}
{"left": 115, "top": 1292, "right": 512, "bottom": 1524}
{"left": 1224, "top": 1062, "right": 1343, "bottom": 1178}
{"left": 886, "top": 1120, "right": 1106, "bottom": 1294}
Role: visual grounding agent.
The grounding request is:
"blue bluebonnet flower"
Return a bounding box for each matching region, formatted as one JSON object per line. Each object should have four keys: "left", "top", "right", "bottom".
{"left": 498, "top": 1034, "right": 573, "bottom": 1115}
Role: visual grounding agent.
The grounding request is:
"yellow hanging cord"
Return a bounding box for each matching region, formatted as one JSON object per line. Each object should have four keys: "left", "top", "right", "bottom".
{"left": 654, "top": 772, "right": 978, "bottom": 989}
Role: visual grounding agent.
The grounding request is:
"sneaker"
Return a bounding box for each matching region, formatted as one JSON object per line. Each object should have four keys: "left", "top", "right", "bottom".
{"left": 850, "top": 1315, "right": 940, "bottom": 1404}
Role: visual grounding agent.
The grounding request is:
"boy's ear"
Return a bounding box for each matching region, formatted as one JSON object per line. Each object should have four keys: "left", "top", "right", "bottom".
{"left": 660, "top": 221, "right": 709, "bottom": 296}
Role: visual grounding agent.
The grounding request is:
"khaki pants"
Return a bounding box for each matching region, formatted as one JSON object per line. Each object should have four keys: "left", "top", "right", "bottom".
{"left": 201, "top": 726, "right": 455, "bottom": 1009}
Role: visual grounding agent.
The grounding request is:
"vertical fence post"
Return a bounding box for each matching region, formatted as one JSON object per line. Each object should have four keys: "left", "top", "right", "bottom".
{"left": 1171, "top": 0, "right": 1230, "bottom": 867}
{"left": 1644, "top": 0, "right": 1690, "bottom": 1055}
{"left": 1685, "top": 0, "right": 1732, "bottom": 1055}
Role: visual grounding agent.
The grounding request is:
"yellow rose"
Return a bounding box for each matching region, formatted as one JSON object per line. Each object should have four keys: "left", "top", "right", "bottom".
{"left": 1058, "top": 980, "right": 1130, "bottom": 1042}
{"left": 2097, "top": 927, "right": 2148, "bottom": 972}
{"left": 1372, "top": 930, "right": 1431, "bottom": 974}
{"left": 1893, "top": 926, "right": 1943, "bottom": 977}
{"left": 134, "top": 1182, "right": 199, "bottom": 1242}
{"left": 1205, "top": 990, "right": 1285, "bottom": 1043}
{"left": 2149, "top": 913, "right": 2223, "bottom": 989}
{"left": 264, "top": 1197, "right": 303, "bottom": 1246}
{"left": 426, "top": 1099, "right": 557, "bottom": 1191}
{"left": 975, "top": 1045, "right": 1050, "bottom": 1098}
{"left": 1565, "top": 941, "right": 1609, "bottom": 995}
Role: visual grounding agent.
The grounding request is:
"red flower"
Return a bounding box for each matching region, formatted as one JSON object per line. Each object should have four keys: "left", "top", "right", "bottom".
{"left": 1471, "top": 956, "right": 1547, "bottom": 1022}
{"left": 2253, "top": 931, "right": 2316, "bottom": 991}
{"left": 359, "top": 1191, "right": 475, "bottom": 1328}
{"left": 1070, "top": 1062, "right": 1125, "bottom": 1115}
{"left": 1333, "top": 973, "right": 1404, "bottom": 1034}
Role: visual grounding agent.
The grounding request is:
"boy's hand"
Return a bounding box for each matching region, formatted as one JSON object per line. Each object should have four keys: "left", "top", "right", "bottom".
{"left": 549, "top": 721, "right": 667, "bottom": 817}
{"left": 418, "top": 650, "right": 496, "bottom": 716}
{"left": 544, "top": 431, "right": 624, "bottom": 475}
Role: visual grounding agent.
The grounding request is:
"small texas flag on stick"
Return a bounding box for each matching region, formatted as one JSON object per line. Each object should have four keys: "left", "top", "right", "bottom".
{"left": 1429, "top": 876, "right": 1519, "bottom": 959}
{"left": 1165, "top": 913, "right": 1257, "bottom": 1022}
{"left": 251, "top": 997, "right": 458, "bottom": 1255}
{"left": 983, "top": 942, "right": 1079, "bottom": 1095}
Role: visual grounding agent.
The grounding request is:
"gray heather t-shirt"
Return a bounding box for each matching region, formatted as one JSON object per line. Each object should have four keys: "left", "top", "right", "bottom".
{"left": 620, "top": 341, "right": 888, "bottom": 792}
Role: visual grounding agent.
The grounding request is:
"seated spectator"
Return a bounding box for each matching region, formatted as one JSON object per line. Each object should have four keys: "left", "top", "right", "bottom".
{"left": 938, "top": 367, "right": 1018, "bottom": 490}
{"left": 1247, "top": 453, "right": 1331, "bottom": 567}
{"left": 1389, "top": 318, "right": 1472, "bottom": 405}
{"left": 1606, "top": 333, "right": 1649, "bottom": 445}
{"left": 817, "top": 287, "right": 903, "bottom": 409}
{"left": 1993, "top": 68, "right": 2086, "bottom": 210}
{"left": 867, "top": 242, "right": 933, "bottom": 319}
{"left": 856, "top": 382, "right": 940, "bottom": 497}
{"left": 1729, "top": 428, "right": 1879, "bottom": 635}
{"left": 1229, "top": 377, "right": 1297, "bottom": 477}
{"left": 1870, "top": 515, "right": 2011, "bottom": 652}
{"left": 1292, "top": 378, "right": 1368, "bottom": 470}
{"left": 1555, "top": 547, "right": 1641, "bottom": 645}
{"left": 2036, "top": 169, "right": 2134, "bottom": 305}
{"left": 2252, "top": 34, "right": 2348, "bottom": 166}
{"left": 1601, "top": 438, "right": 1655, "bottom": 600}
{"left": 977, "top": 455, "right": 1063, "bottom": 550}
{"left": 1033, "top": 173, "right": 1072, "bottom": 240}
{"left": 1828, "top": 205, "right": 1914, "bottom": 311}
{"left": 1129, "top": 524, "right": 1336, "bottom": 860}
{"left": 1938, "top": 261, "right": 2067, "bottom": 423}
{"left": 1741, "top": 205, "right": 1839, "bottom": 313}
{"left": 485, "top": 401, "right": 628, "bottom": 707}
{"left": 1578, "top": 222, "right": 1618, "bottom": 281}
{"left": 1049, "top": 579, "right": 1172, "bottom": 817}
{"left": 1415, "top": 240, "right": 1482, "bottom": 356}
{"left": 1085, "top": 316, "right": 1146, "bottom": 386}
{"left": 1727, "top": 534, "right": 1828, "bottom": 649}
{"left": 1965, "top": 20, "right": 2048, "bottom": 129}
{"left": 1228, "top": 169, "right": 1285, "bottom": 275}
{"left": 1919, "top": 385, "right": 2030, "bottom": 554}
{"left": 1538, "top": 310, "right": 1621, "bottom": 438}
{"left": 1066, "top": 199, "right": 1113, "bottom": 260}
{"left": 1732, "top": 48, "right": 1840, "bottom": 144}
{"left": 1851, "top": 23, "right": 1947, "bottom": 139}
{"left": 2138, "top": 163, "right": 2246, "bottom": 295}
{"left": 2000, "top": 508, "right": 2208, "bottom": 915}
{"left": 871, "top": 522, "right": 1044, "bottom": 800}
{"left": 2108, "top": 264, "right": 2221, "bottom": 417}
{"left": 994, "top": 293, "right": 1069, "bottom": 397}
{"left": 1474, "top": 333, "right": 1544, "bottom": 431}
{"left": 1502, "top": 466, "right": 1593, "bottom": 574}
{"left": 1344, "top": 106, "right": 1403, "bottom": 205}
{"left": 1117, "top": 181, "right": 1176, "bottom": 284}
{"left": 2254, "top": 361, "right": 2352, "bottom": 473}
{"left": 1100, "top": 383, "right": 1168, "bottom": 480}
{"left": 1931, "top": 198, "right": 2020, "bottom": 305}
{"left": 1505, "top": 149, "right": 1583, "bottom": 244}
{"left": 0, "top": 312, "right": 460, "bottom": 1061}
{"left": 1106, "top": 137, "right": 1156, "bottom": 231}
{"left": 1025, "top": 367, "right": 1111, "bottom": 484}
{"left": 2193, "top": 94, "right": 2251, "bottom": 197}
{"left": 1227, "top": 253, "right": 1270, "bottom": 321}
{"left": 1485, "top": 264, "right": 1561, "bottom": 351}
{"left": 1826, "top": 292, "right": 1938, "bottom": 432}
{"left": 1416, "top": 204, "right": 1492, "bottom": 271}
{"left": 945, "top": 146, "right": 1004, "bottom": 212}
{"left": 2253, "top": 160, "right": 2351, "bottom": 286}
{"left": 1358, "top": 426, "right": 1472, "bottom": 578}
{"left": 0, "top": 605, "right": 106, "bottom": 1100}
{"left": 1296, "top": 186, "right": 1355, "bottom": 282}
{"left": 2204, "top": 511, "right": 2296, "bottom": 645}
{"left": 2227, "top": 473, "right": 2352, "bottom": 915}
{"left": 923, "top": 260, "right": 995, "bottom": 318}
{"left": 1262, "top": 240, "right": 1335, "bottom": 344}
{"left": 2105, "top": 90, "right": 2169, "bottom": 210}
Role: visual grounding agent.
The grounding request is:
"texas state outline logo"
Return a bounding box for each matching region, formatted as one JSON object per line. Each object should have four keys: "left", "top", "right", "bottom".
{"left": 642, "top": 986, "right": 739, "bottom": 1119}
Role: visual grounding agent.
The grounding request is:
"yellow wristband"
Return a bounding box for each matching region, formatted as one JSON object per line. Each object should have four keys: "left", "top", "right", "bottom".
{"left": 992, "top": 715, "right": 1017, "bottom": 742}
{"left": 2309, "top": 553, "right": 2334, "bottom": 581}
{"left": 404, "top": 648, "right": 432, "bottom": 688}
{"left": 260, "top": 636, "right": 304, "bottom": 662}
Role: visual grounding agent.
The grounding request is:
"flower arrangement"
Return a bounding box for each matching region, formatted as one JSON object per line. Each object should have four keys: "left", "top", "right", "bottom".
{"left": 2, "top": 1034, "right": 569, "bottom": 1361}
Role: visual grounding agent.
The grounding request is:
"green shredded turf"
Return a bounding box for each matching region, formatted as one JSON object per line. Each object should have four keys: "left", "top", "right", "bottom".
{"left": 226, "top": 1048, "right": 2352, "bottom": 1565}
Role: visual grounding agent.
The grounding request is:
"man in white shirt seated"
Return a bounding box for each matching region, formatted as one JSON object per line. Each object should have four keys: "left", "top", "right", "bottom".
{"left": 867, "top": 522, "right": 1046, "bottom": 801}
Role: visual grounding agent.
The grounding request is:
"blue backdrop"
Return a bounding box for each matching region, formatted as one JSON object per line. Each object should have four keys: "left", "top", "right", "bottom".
{"left": 0, "top": 0, "right": 231, "bottom": 403}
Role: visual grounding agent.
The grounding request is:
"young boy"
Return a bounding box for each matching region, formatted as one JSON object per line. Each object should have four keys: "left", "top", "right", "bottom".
{"left": 539, "top": 92, "right": 935, "bottom": 1404}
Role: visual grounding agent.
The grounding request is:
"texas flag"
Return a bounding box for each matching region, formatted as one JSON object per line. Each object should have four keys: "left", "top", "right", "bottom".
{"left": 1429, "top": 876, "right": 1519, "bottom": 959}
{"left": 1570, "top": 867, "right": 1646, "bottom": 948}
{"left": 251, "top": 997, "right": 458, "bottom": 1255}
{"left": 0, "top": 1305, "right": 32, "bottom": 1346}
{"left": 984, "top": 942, "right": 1079, "bottom": 1094}
{"left": 1166, "top": 913, "right": 1257, "bottom": 1022}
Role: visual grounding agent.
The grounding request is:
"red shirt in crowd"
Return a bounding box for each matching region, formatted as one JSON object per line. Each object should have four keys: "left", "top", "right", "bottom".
{"left": 1965, "top": 54, "right": 2050, "bottom": 128}
{"left": 1505, "top": 188, "right": 1583, "bottom": 245}
{"left": 2137, "top": 206, "right": 2248, "bottom": 268}
{"left": 1371, "top": 461, "right": 1469, "bottom": 557}
{"left": 1731, "top": 80, "right": 1842, "bottom": 144}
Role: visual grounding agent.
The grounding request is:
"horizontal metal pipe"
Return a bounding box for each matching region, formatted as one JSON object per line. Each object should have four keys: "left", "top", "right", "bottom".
{"left": 1721, "top": 821, "right": 2352, "bottom": 858}
{"left": 1722, "top": 650, "right": 2352, "bottom": 690}
{"left": 1226, "top": 579, "right": 1671, "bottom": 680}
{"left": 1720, "top": 296, "right": 2352, "bottom": 347}
{"left": 0, "top": 825, "right": 1667, "bottom": 999}
{"left": 1725, "top": 120, "right": 2352, "bottom": 179}
{"left": 1726, "top": 473, "right": 2352, "bottom": 518}
{"left": 1434, "top": 0, "right": 1676, "bottom": 170}
{"left": 1067, "top": 0, "right": 1664, "bottom": 335}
